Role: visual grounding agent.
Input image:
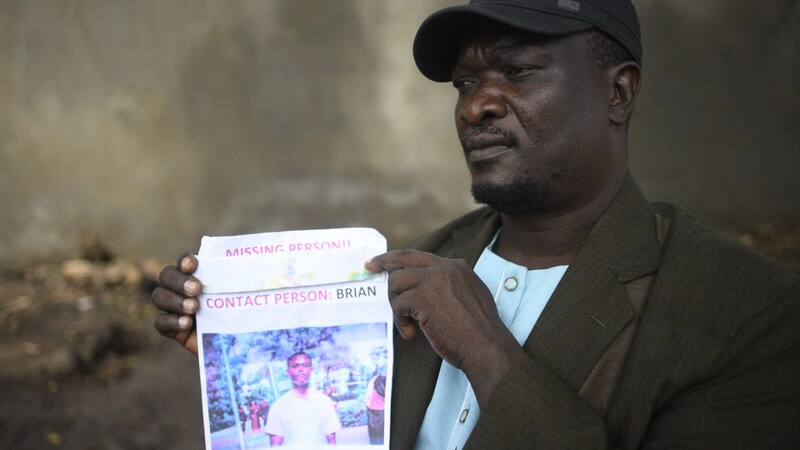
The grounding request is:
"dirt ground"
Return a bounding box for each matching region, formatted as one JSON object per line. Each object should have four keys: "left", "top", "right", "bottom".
{"left": 0, "top": 224, "right": 798, "bottom": 449}
{"left": 0, "top": 253, "right": 206, "bottom": 449}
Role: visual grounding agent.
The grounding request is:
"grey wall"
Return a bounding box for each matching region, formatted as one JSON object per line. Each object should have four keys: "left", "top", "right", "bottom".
{"left": 1, "top": 0, "right": 798, "bottom": 265}
{"left": 631, "top": 0, "right": 800, "bottom": 227}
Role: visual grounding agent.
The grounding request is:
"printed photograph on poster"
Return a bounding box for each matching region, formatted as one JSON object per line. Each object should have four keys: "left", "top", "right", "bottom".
{"left": 201, "top": 323, "right": 389, "bottom": 449}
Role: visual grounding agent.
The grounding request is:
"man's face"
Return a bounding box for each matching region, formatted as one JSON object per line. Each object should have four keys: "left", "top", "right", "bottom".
{"left": 287, "top": 354, "right": 312, "bottom": 387}
{"left": 452, "top": 26, "right": 618, "bottom": 215}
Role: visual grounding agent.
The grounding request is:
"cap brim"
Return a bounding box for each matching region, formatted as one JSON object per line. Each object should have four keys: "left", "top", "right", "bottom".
{"left": 413, "top": 4, "right": 592, "bottom": 82}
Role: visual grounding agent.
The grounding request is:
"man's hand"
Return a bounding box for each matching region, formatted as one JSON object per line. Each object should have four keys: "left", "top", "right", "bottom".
{"left": 365, "top": 249, "right": 529, "bottom": 407}
{"left": 151, "top": 251, "right": 201, "bottom": 355}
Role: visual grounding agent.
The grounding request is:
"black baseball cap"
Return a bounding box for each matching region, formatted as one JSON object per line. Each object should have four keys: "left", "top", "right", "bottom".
{"left": 413, "top": 0, "right": 642, "bottom": 82}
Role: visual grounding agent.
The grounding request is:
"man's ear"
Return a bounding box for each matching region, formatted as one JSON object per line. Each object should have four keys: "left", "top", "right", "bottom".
{"left": 608, "top": 62, "right": 641, "bottom": 126}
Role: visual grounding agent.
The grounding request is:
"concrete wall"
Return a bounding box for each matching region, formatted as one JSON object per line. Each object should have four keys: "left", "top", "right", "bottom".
{"left": 1, "top": 0, "right": 798, "bottom": 265}
{"left": 632, "top": 0, "right": 800, "bottom": 226}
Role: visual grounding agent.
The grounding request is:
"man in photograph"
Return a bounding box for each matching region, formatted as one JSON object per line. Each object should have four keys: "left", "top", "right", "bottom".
{"left": 264, "top": 352, "right": 341, "bottom": 446}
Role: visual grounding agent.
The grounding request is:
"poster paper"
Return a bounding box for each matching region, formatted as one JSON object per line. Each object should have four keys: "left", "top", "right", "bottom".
{"left": 194, "top": 228, "right": 392, "bottom": 450}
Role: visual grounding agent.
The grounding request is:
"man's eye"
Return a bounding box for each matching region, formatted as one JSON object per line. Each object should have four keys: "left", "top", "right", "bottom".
{"left": 506, "top": 66, "right": 533, "bottom": 77}
{"left": 452, "top": 79, "right": 473, "bottom": 90}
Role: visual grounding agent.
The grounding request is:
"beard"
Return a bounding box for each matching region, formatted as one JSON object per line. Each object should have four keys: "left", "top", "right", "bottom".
{"left": 471, "top": 176, "right": 552, "bottom": 214}
{"left": 461, "top": 124, "right": 558, "bottom": 213}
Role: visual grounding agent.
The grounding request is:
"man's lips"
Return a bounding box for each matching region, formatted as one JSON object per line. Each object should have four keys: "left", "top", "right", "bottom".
{"left": 465, "top": 134, "right": 513, "bottom": 164}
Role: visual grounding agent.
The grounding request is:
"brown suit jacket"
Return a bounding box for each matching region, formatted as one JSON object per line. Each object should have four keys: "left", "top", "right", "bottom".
{"left": 389, "top": 176, "right": 800, "bottom": 449}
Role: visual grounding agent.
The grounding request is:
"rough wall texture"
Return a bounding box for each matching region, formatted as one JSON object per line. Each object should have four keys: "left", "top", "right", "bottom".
{"left": 1, "top": 0, "right": 798, "bottom": 265}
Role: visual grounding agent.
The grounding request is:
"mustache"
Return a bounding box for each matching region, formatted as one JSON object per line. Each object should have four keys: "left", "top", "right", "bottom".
{"left": 459, "top": 123, "right": 519, "bottom": 149}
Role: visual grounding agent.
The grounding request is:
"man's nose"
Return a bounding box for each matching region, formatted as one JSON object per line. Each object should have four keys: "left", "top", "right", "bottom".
{"left": 458, "top": 86, "right": 508, "bottom": 126}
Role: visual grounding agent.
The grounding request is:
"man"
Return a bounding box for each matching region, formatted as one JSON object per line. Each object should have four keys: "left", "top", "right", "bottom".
{"left": 153, "top": 0, "right": 800, "bottom": 448}
{"left": 258, "top": 398, "right": 269, "bottom": 429}
{"left": 237, "top": 403, "right": 247, "bottom": 433}
{"left": 365, "top": 373, "right": 387, "bottom": 445}
{"left": 263, "top": 352, "right": 341, "bottom": 446}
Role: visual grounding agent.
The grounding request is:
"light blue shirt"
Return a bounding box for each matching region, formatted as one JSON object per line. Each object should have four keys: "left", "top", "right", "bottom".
{"left": 414, "top": 234, "right": 568, "bottom": 450}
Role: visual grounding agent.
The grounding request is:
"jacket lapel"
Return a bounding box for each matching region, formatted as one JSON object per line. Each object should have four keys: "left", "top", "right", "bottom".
{"left": 389, "top": 211, "right": 501, "bottom": 450}
{"left": 524, "top": 176, "right": 662, "bottom": 391}
{"left": 389, "top": 327, "right": 442, "bottom": 449}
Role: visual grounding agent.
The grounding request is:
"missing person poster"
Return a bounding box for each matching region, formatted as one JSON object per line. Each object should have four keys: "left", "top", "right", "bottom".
{"left": 193, "top": 228, "right": 392, "bottom": 450}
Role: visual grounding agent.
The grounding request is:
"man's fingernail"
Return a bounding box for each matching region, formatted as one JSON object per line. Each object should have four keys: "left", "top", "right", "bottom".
{"left": 184, "top": 280, "right": 200, "bottom": 296}
{"left": 178, "top": 316, "right": 191, "bottom": 329}
{"left": 183, "top": 299, "right": 197, "bottom": 313}
{"left": 180, "top": 257, "right": 192, "bottom": 272}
